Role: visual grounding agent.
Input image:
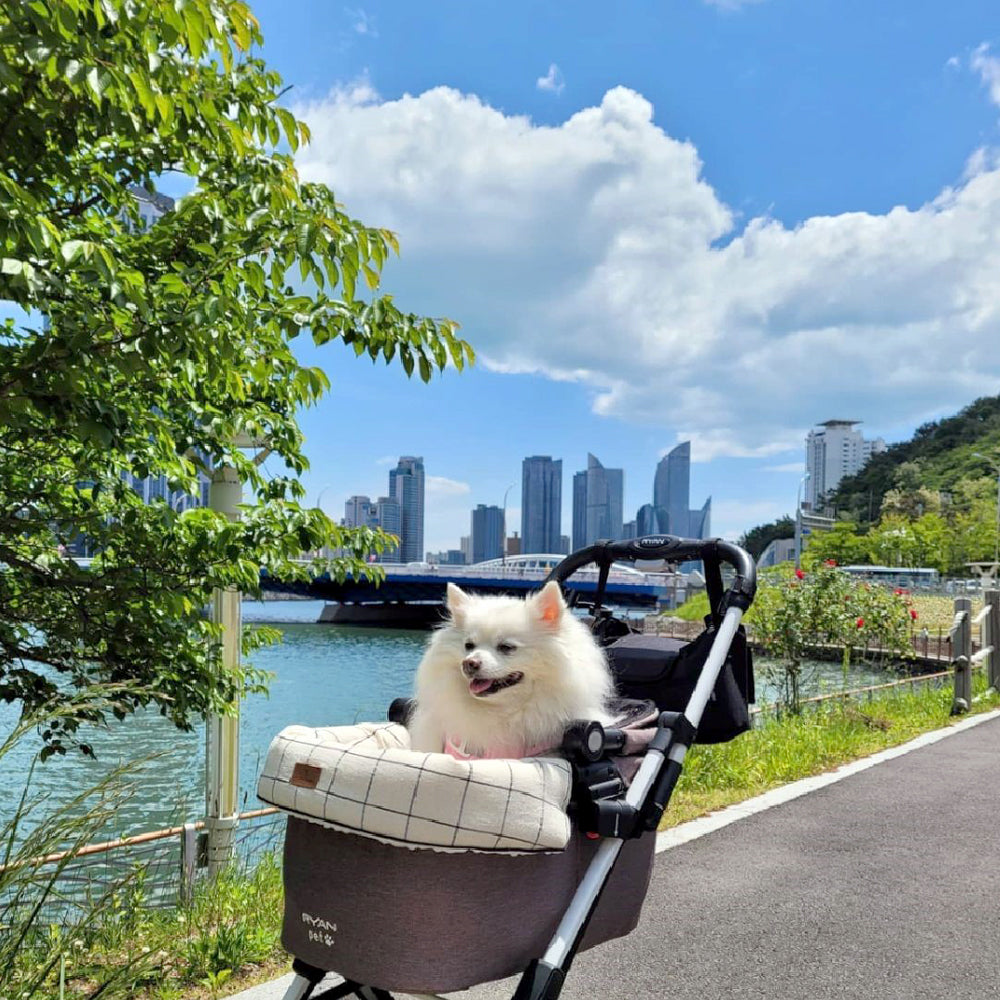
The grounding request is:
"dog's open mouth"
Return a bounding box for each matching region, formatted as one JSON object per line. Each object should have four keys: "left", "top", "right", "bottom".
{"left": 469, "top": 672, "right": 524, "bottom": 697}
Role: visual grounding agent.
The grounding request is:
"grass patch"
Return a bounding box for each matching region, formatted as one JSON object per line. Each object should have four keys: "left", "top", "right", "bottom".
{"left": 663, "top": 672, "right": 1000, "bottom": 828}
{"left": 12, "top": 854, "right": 287, "bottom": 1000}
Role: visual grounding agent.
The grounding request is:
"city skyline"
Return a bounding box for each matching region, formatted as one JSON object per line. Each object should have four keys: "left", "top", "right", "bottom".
{"left": 336, "top": 446, "right": 716, "bottom": 561}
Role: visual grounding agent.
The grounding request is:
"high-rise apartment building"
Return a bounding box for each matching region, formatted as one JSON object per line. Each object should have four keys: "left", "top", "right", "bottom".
{"left": 471, "top": 504, "right": 504, "bottom": 563}
{"left": 805, "top": 421, "right": 886, "bottom": 509}
{"left": 521, "top": 456, "right": 562, "bottom": 554}
{"left": 571, "top": 454, "right": 624, "bottom": 549}
{"left": 344, "top": 495, "right": 376, "bottom": 529}
{"left": 389, "top": 456, "right": 425, "bottom": 563}
{"left": 343, "top": 494, "right": 400, "bottom": 561}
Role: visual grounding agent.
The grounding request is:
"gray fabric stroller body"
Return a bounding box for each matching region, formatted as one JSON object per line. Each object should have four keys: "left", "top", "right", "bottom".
{"left": 258, "top": 536, "right": 757, "bottom": 1000}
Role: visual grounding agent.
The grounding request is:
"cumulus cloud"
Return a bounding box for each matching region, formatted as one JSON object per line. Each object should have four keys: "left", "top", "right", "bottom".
{"left": 293, "top": 83, "right": 1000, "bottom": 459}
{"left": 536, "top": 63, "right": 565, "bottom": 95}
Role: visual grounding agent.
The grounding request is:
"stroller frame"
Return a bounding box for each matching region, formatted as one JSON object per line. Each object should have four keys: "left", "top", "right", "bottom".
{"left": 280, "top": 535, "right": 757, "bottom": 1000}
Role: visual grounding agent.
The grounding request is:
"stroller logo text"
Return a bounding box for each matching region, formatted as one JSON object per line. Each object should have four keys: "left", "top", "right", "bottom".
{"left": 302, "top": 911, "right": 337, "bottom": 948}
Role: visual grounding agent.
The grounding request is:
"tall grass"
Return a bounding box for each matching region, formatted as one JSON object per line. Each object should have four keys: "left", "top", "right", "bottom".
{"left": 1, "top": 691, "right": 168, "bottom": 999}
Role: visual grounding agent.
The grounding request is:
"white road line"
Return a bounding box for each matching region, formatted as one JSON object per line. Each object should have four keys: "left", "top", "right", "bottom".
{"left": 655, "top": 707, "right": 1000, "bottom": 854}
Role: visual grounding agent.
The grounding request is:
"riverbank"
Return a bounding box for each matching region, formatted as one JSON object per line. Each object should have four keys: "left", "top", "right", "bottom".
{"left": 12, "top": 672, "right": 999, "bottom": 1000}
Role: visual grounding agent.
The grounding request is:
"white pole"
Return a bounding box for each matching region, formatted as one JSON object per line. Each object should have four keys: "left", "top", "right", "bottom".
{"left": 205, "top": 462, "right": 242, "bottom": 875}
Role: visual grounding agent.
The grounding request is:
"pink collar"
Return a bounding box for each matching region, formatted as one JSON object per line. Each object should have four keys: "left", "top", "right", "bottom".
{"left": 443, "top": 736, "right": 553, "bottom": 760}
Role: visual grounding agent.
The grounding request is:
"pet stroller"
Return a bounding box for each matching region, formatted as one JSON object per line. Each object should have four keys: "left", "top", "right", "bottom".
{"left": 257, "top": 535, "right": 757, "bottom": 1000}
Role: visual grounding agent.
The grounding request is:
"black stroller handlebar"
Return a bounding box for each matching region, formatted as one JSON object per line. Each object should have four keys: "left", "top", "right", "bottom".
{"left": 543, "top": 534, "right": 757, "bottom": 611}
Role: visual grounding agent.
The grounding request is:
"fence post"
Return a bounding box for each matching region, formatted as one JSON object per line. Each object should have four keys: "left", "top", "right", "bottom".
{"left": 180, "top": 822, "right": 198, "bottom": 904}
{"left": 986, "top": 590, "right": 1000, "bottom": 691}
{"left": 951, "top": 597, "right": 972, "bottom": 714}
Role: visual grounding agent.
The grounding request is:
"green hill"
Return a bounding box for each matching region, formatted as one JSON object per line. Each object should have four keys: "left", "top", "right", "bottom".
{"left": 830, "top": 394, "right": 1000, "bottom": 525}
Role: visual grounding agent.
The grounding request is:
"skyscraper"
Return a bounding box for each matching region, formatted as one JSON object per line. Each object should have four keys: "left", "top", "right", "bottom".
{"left": 653, "top": 442, "right": 691, "bottom": 536}
{"left": 389, "top": 456, "right": 425, "bottom": 563}
{"left": 572, "top": 454, "right": 624, "bottom": 548}
{"left": 689, "top": 496, "right": 712, "bottom": 539}
{"left": 373, "top": 496, "right": 401, "bottom": 562}
{"left": 471, "top": 504, "right": 504, "bottom": 563}
{"left": 521, "top": 456, "right": 562, "bottom": 554}
{"left": 344, "top": 495, "right": 376, "bottom": 529}
{"left": 572, "top": 470, "right": 588, "bottom": 552}
{"left": 649, "top": 441, "right": 711, "bottom": 541}
{"left": 805, "top": 420, "right": 886, "bottom": 509}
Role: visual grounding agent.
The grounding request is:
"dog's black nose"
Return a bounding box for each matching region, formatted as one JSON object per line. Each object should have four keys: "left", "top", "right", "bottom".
{"left": 462, "top": 656, "right": 481, "bottom": 677}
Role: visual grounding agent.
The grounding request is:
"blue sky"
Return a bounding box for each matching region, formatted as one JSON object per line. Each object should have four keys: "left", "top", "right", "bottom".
{"left": 249, "top": 0, "right": 1000, "bottom": 552}
{"left": 17, "top": 0, "right": 1000, "bottom": 553}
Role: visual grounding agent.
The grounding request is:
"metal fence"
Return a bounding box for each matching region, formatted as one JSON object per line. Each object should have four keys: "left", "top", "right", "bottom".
{"left": 0, "top": 807, "right": 284, "bottom": 930}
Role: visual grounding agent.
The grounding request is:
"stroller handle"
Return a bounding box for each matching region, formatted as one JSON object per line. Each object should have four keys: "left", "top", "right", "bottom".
{"left": 543, "top": 535, "right": 757, "bottom": 611}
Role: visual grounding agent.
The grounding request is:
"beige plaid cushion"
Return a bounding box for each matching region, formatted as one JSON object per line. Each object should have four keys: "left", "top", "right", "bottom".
{"left": 257, "top": 722, "right": 573, "bottom": 853}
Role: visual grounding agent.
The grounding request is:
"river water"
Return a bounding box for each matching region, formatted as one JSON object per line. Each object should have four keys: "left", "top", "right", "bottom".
{"left": 0, "top": 601, "right": 897, "bottom": 837}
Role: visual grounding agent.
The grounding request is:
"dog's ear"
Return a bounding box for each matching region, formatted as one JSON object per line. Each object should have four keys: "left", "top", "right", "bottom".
{"left": 532, "top": 580, "right": 565, "bottom": 628}
{"left": 446, "top": 582, "right": 469, "bottom": 625}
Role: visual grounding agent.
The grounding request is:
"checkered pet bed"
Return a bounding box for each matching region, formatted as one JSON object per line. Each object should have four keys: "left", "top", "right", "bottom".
{"left": 257, "top": 722, "right": 574, "bottom": 853}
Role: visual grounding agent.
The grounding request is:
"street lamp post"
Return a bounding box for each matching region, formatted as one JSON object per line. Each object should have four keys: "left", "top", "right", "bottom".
{"left": 501, "top": 483, "right": 515, "bottom": 567}
{"left": 794, "top": 472, "right": 811, "bottom": 569}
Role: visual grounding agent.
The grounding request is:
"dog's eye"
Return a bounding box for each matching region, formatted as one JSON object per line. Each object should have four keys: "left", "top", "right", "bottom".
{"left": 497, "top": 641, "right": 517, "bottom": 655}
{"left": 464, "top": 641, "right": 475, "bottom": 651}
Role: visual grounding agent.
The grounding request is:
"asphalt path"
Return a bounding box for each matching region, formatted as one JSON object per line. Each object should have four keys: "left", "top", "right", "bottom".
{"left": 232, "top": 713, "right": 1000, "bottom": 1000}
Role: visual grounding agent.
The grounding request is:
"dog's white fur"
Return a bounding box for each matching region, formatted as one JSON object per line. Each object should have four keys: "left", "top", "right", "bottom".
{"left": 408, "top": 581, "right": 614, "bottom": 757}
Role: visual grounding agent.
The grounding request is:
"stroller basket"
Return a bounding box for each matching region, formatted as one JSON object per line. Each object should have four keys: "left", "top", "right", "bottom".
{"left": 263, "top": 535, "right": 757, "bottom": 1000}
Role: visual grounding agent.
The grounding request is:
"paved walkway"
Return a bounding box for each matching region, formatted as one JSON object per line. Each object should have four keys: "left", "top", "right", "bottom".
{"left": 231, "top": 711, "right": 1000, "bottom": 1000}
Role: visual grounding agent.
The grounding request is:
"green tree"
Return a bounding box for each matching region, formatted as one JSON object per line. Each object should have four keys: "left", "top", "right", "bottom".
{"left": 0, "top": 0, "right": 473, "bottom": 755}
{"left": 800, "top": 520, "right": 868, "bottom": 568}
{"left": 738, "top": 515, "right": 794, "bottom": 560}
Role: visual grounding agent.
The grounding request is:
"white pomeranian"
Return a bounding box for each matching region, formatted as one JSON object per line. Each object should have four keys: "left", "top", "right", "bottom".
{"left": 407, "top": 580, "right": 615, "bottom": 758}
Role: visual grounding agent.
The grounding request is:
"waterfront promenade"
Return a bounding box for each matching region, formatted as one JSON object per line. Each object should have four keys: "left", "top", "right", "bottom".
{"left": 234, "top": 711, "right": 1000, "bottom": 1000}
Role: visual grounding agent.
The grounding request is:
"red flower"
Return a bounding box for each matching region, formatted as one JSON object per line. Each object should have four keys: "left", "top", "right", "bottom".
{"left": 893, "top": 588, "right": 903, "bottom": 595}
{"left": 795, "top": 568, "right": 805, "bottom": 580}
{"left": 856, "top": 617, "right": 865, "bottom": 628}
{"left": 824, "top": 559, "right": 837, "bottom": 567}
{"left": 910, "top": 609, "right": 918, "bottom": 620}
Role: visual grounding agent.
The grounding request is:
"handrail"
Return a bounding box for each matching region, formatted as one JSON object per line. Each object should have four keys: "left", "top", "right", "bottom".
{"left": 0, "top": 805, "right": 280, "bottom": 871}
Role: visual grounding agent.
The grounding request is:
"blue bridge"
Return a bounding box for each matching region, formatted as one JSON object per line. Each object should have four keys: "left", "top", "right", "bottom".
{"left": 262, "top": 555, "right": 674, "bottom": 626}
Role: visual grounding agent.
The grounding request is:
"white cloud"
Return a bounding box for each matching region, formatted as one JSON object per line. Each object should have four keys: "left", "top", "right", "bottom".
{"left": 293, "top": 83, "right": 1000, "bottom": 459}
{"left": 425, "top": 475, "right": 471, "bottom": 496}
{"left": 763, "top": 462, "right": 807, "bottom": 473}
{"left": 971, "top": 43, "right": 1000, "bottom": 108}
{"left": 536, "top": 64, "right": 565, "bottom": 95}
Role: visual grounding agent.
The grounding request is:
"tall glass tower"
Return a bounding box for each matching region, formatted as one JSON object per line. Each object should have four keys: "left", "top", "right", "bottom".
{"left": 520, "top": 456, "right": 562, "bottom": 555}
{"left": 572, "top": 454, "right": 624, "bottom": 548}
{"left": 653, "top": 442, "right": 691, "bottom": 536}
{"left": 389, "top": 456, "right": 425, "bottom": 563}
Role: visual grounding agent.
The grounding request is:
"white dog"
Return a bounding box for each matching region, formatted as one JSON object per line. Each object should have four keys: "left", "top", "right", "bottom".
{"left": 408, "top": 581, "right": 615, "bottom": 758}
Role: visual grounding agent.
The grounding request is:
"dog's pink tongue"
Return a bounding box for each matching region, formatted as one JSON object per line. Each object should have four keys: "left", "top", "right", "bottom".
{"left": 469, "top": 677, "right": 493, "bottom": 695}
